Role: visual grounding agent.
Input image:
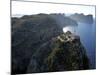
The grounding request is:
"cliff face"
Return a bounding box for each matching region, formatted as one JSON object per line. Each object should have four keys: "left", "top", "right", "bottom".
{"left": 27, "top": 31, "right": 89, "bottom": 73}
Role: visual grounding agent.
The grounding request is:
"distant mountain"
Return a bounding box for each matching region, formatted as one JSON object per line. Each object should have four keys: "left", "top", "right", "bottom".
{"left": 69, "top": 13, "right": 93, "bottom": 24}
{"left": 11, "top": 13, "right": 89, "bottom": 74}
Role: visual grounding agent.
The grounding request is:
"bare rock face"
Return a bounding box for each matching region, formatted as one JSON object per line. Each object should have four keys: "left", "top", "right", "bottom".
{"left": 27, "top": 31, "right": 89, "bottom": 73}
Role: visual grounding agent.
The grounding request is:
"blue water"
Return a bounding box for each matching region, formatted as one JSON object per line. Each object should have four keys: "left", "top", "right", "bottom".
{"left": 65, "top": 21, "right": 96, "bottom": 69}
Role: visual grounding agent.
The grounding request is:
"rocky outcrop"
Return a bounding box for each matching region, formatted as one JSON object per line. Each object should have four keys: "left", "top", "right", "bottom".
{"left": 27, "top": 31, "right": 89, "bottom": 73}
{"left": 69, "top": 13, "right": 93, "bottom": 24}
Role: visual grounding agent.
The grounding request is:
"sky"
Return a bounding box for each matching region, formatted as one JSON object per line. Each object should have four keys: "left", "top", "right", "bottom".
{"left": 12, "top": 1, "right": 95, "bottom": 17}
